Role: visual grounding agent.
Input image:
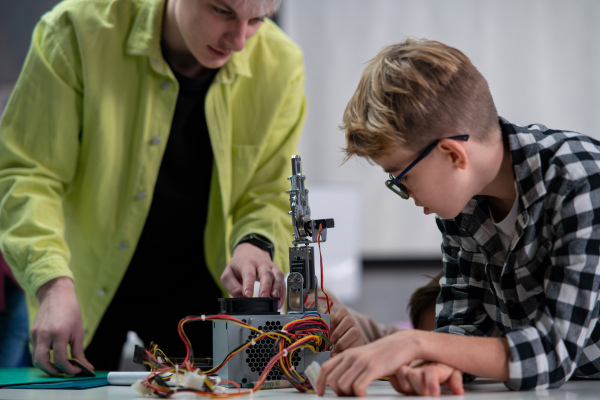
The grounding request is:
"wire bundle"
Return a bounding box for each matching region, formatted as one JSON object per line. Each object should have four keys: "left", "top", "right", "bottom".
{"left": 269, "top": 312, "right": 331, "bottom": 391}
{"left": 133, "top": 218, "right": 334, "bottom": 397}
{"left": 134, "top": 312, "right": 331, "bottom": 398}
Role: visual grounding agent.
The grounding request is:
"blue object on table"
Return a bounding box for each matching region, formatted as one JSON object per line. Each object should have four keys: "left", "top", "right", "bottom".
{"left": 0, "top": 367, "right": 109, "bottom": 389}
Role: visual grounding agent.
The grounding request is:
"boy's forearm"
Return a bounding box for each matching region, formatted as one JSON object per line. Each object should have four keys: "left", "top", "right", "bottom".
{"left": 415, "top": 331, "right": 510, "bottom": 381}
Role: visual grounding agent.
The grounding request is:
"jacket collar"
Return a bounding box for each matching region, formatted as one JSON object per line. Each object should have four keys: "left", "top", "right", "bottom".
{"left": 126, "top": 0, "right": 164, "bottom": 60}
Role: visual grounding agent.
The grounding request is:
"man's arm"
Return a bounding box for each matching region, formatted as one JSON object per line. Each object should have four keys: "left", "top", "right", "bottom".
{"left": 0, "top": 18, "right": 87, "bottom": 375}
{"left": 220, "top": 40, "right": 307, "bottom": 308}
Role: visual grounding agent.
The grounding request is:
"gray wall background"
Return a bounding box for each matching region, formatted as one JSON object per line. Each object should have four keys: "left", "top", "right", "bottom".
{"left": 279, "top": 0, "right": 600, "bottom": 260}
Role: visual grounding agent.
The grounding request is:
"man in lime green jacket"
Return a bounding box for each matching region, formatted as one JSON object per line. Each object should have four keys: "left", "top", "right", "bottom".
{"left": 0, "top": 0, "right": 305, "bottom": 375}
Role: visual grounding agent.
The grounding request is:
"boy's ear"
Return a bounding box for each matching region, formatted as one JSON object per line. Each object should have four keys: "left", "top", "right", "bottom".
{"left": 437, "top": 139, "right": 468, "bottom": 170}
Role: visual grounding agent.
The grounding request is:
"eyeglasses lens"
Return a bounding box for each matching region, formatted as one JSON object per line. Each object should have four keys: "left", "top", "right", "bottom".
{"left": 385, "top": 175, "right": 409, "bottom": 199}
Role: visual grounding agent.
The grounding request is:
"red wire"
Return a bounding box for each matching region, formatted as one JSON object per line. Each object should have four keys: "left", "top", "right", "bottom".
{"left": 317, "top": 224, "right": 332, "bottom": 314}
{"left": 144, "top": 312, "right": 332, "bottom": 396}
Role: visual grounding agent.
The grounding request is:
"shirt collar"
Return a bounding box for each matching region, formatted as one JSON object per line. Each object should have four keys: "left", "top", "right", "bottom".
{"left": 447, "top": 118, "right": 538, "bottom": 248}
{"left": 501, "top": 117, "right": 548, "bottom": 208}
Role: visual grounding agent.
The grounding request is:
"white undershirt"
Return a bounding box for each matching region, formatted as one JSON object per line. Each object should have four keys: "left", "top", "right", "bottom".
{"left": 490, "top": 197, "right": 519, "bottom": 254}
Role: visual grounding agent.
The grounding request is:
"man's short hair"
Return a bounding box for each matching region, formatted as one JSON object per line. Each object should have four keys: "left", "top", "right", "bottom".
{"left": 342, "top": 38, "right": 498, "bottom": 162}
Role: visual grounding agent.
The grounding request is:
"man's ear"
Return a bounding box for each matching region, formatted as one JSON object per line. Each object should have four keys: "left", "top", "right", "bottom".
{"left": 437, "top": 139, "right": 468, "bottom": 170}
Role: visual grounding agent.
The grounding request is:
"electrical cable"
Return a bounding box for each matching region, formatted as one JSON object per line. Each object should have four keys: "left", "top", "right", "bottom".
{"left": 135, "top": 313, "right": 331, "bottom": 397}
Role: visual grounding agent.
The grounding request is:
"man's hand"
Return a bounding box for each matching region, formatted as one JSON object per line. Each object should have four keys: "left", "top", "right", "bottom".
{"left": 389, "top": 360, "right": 464, "bottom": 397}
{"left": 330, "top": 307, "right": 366, "bottom": 355}
{"left": 31, "top": 277, "right": 94, "bottom": 376}
{"left": 221, "top": 243, "right": 286, "bottom": 309}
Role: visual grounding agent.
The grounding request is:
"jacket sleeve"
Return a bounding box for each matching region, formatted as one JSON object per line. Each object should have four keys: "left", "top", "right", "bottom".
{"left": 228, "top": 57, "right": 306, "bottom": 272}
{"left": 0, "top": 18, "right": 81, "bottom": 295}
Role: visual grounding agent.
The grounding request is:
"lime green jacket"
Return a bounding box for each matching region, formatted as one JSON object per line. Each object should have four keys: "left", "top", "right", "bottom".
{"left": 0, "top": 0, "right": 305, "bottom": 347}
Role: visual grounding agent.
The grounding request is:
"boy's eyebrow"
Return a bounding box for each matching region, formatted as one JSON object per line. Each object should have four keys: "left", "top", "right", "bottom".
{"left": 383, "top": 164, "right": 402, "bottom": 174}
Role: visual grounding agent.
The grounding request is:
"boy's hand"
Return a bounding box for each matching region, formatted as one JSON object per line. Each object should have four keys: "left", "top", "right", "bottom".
{"left": 389, "top": 360, "right": 464, "bottom": 397}
{"left": 220, "top": 243, "right": 286, "bottom": 309}
{"left": 330, "top": 307, "right": 365, "bottom": 355}
{"left": 316, "top": 330, "right": 420, "bottom": 397}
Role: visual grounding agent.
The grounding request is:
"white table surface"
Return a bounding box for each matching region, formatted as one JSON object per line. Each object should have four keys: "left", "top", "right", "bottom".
{"left": 1, "top": 378, "right": 599, "bottom": 400}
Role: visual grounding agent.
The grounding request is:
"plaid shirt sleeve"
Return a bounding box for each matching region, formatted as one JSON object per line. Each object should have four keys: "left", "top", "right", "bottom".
{"left": 435, "top": 121, "right": 600, "bottom": 391}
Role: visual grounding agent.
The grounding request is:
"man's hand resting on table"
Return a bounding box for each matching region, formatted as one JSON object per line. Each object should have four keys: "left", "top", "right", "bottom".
{"left": 31, "top": 277, "right": 94, "bottom": 376}
{"left": 220, "top": 243, "right": 285, "bottom": 309}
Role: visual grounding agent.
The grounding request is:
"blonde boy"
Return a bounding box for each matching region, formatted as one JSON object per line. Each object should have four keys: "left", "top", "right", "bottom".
{"left": 316, "top": 38, "right": 600, "bottom": 396}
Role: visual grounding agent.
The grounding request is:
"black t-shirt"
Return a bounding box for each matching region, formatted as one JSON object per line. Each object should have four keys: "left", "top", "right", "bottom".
{"left": 120, "top": 68, "right": 219, "bottom": 301}
{"left": 89, "top": 67, "right": 223, "bottom": 365}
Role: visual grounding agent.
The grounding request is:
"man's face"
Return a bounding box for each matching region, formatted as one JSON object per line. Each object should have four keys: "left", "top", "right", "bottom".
{"left": 169, "top": 0, "right": 280, "bottom": 69}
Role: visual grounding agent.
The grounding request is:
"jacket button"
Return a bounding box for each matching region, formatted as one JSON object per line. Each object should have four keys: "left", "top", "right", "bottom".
{"left": 151, "top": 137, "right": 161, "bottom": 145}
{"left": 119, "top": 242, "right": 128, "bottom": 250}
{"left": 161, "top": 81, "right": 171, "bottom": 90}
{"left": 137, "top": 191, "right": 147, "bottom": 200}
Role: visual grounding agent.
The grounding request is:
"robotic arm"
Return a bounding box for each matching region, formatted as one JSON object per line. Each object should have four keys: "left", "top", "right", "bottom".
{"left": 286, "top": 155, "right": 334, "bottom": 313}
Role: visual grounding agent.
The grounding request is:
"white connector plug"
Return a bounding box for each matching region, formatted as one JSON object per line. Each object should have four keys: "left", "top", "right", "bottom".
{"left": 183, "top": 370, "right": 206, "bottom": 391}
{"left": 131, "top": 379, "right": 153, "bottom": 396}
{"left": 304, "top": 361, "right": 321, "bottom": 390}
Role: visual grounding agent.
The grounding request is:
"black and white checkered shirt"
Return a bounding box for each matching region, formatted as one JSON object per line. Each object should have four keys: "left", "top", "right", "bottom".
{"left": 435, "top": 117, "right": 600, "bottom": 390}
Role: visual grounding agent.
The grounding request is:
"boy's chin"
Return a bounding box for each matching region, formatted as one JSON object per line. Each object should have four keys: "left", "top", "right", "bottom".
{"left": 435, "top": 209, "right": 463, "bottom": 220}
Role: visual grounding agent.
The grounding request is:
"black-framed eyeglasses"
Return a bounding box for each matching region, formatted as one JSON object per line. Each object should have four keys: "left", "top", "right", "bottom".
{"left": 385, "top": 135, "right": 469, "bottom": 199}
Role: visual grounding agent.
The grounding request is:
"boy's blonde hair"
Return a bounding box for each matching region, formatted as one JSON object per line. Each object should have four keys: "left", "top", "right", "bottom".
{"left": 342, "top": 38, "right": 498, "bottom": 161}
